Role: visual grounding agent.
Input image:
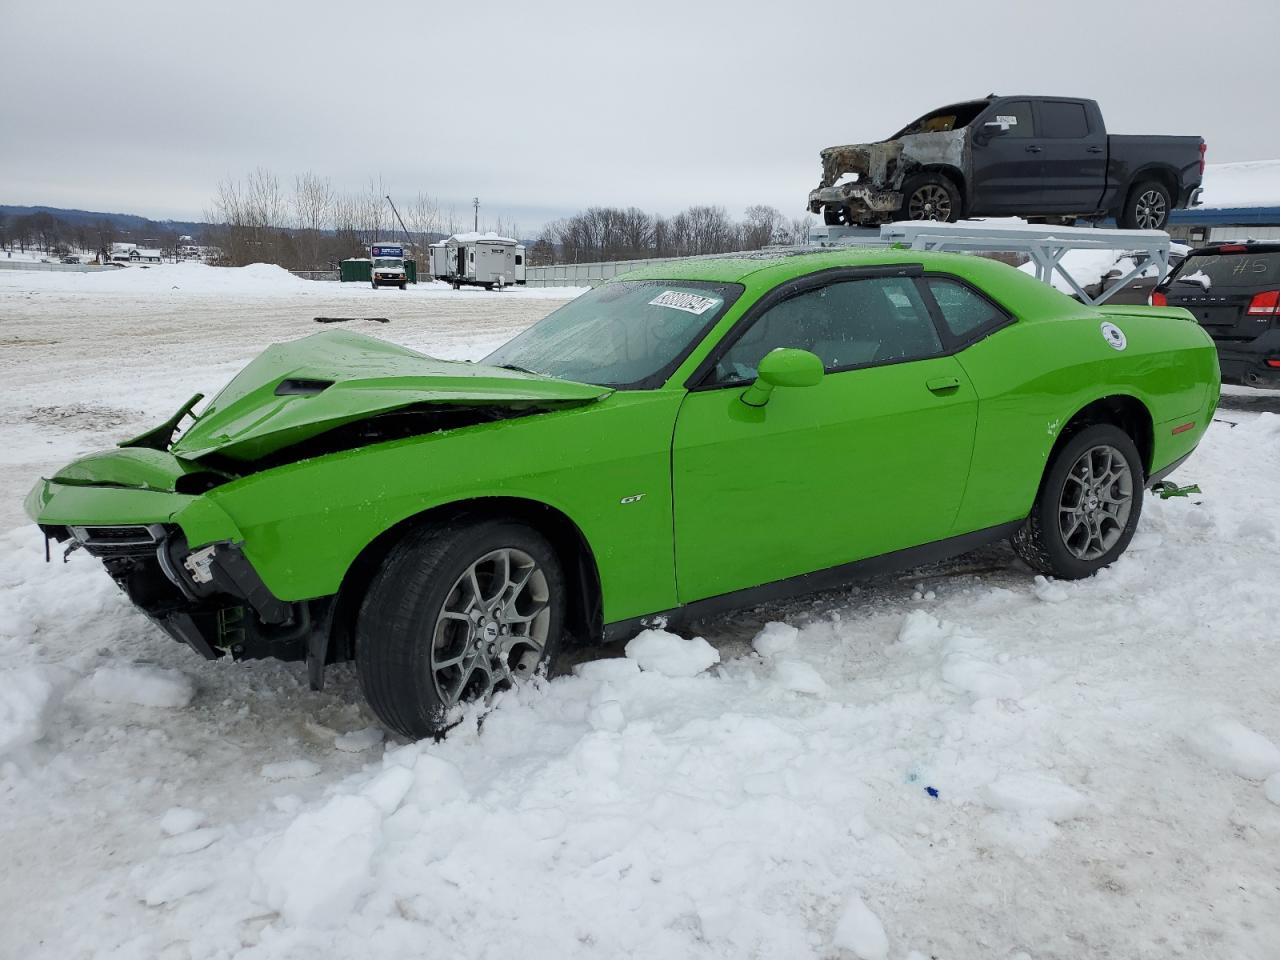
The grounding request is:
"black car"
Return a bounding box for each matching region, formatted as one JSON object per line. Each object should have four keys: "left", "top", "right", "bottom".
{"left": 1153, "top": 242, "right": 1280, "bottom": 387}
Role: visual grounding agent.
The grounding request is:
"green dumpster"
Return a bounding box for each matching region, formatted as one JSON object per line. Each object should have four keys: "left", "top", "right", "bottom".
{"left": 340, "top": 259, "right": 371, "bottom": 283}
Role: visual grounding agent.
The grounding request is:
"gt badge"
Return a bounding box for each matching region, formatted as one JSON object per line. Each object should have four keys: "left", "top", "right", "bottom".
{"left": 619, "top": 494, "right": 645, "bottom": 505}
{"left": 1100, "top": 321, "right": 1127, "bottom": 351}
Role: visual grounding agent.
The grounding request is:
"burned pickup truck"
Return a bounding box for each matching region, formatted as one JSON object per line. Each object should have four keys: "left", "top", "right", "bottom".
{"left": 809, "top": 96, "right": 1205, "bottom": 231}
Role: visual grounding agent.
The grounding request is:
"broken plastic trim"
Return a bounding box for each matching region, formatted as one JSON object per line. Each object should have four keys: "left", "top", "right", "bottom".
{"left": 118, "top": 394, "right": 204, "bottom": 452}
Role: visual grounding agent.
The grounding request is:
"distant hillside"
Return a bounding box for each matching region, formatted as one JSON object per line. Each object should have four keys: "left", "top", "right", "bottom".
{"left": 0, "top": 204, "right": 213, "bottom": 239}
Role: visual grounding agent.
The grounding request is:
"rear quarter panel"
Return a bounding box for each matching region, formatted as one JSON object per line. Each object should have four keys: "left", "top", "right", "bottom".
{"left": 952, "top": 304, "right": 1217, "bottom": 533}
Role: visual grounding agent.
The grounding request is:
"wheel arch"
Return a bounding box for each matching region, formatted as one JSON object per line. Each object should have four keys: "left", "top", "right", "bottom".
{"left": 328, "top": 496, "right": 604, "bottom": 663}
{"left": 1051, "top": 394, "right": 1154, "bottom": 478}
{"left": 905, "top": 165, "right": 967, "bottom": 215}
{"left": 1119, "top": 165, "right": 1178, "bottom": 212}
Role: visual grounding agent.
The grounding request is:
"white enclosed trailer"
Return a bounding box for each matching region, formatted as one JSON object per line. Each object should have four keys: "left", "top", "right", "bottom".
{"left": 430, "top": 232, "right": 519, "bottom": 290}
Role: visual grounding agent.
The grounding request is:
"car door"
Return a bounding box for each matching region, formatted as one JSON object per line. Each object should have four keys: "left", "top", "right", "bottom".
{"left": 1033, "top": 99, "right": 1107, "bottom": 212}
{"left": 671, "top": 270, "right": 978, "bottom": 604}
{"left": 969, "top": 99, "right": 1045, "bottom": 213}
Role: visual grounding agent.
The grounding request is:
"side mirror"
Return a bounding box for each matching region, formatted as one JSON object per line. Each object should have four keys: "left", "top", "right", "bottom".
{"left": 740, "top": 348, "right": 824, "bottom": 407}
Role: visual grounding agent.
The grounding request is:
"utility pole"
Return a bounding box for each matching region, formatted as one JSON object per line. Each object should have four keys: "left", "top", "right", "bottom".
{"left": 473, "top": 197, "right": 480, "bottom": 233}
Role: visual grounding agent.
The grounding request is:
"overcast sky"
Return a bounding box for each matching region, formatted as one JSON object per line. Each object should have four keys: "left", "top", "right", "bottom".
{"left": 4, "top": 0, "right": 1277, "bottom": 233}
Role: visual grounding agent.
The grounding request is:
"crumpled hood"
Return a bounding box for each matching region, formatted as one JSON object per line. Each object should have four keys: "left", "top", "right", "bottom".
{"left": 161, "top": 330, "right": 611, "bottom": 462}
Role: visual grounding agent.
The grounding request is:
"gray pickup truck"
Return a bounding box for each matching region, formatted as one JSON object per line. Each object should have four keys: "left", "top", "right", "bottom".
{"left": 809, "top": 96, "right": 1205, "bottom": 230}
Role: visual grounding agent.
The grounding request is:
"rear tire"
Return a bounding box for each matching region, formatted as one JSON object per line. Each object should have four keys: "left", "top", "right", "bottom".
{"left": 1118, "top": 180, "right": 1171, "bottom": 230}
{"left": 1011, "top": 423, "right": 1144, "bottom": 579}
{"left": 356, "top": 519, "right": 566, "bottom": 739}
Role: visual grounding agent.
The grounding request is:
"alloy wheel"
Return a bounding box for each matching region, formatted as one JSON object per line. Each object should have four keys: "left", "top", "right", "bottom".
{"left": 429, "top": 547, "right": 550, "bottom": 708}
{"left": 1057, "top": 444, "right": 1134, "bottom": 561}
{"left": 908, "top": 184, "right": 953, "bottom": 221}
{"left": 1134, "top": 190, "right": 1167, "bottom": 229}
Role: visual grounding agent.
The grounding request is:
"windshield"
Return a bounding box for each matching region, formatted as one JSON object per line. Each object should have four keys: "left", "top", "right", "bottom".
{"left": 1173, "top": 251, "right": 1280, "bottom": 291}
{"left": 373, "top": 258, "right": 402, "bottom": 269}
{"left": 483, "top": 279, "right": 742, "bottom": 389}
{"left": 892, "top": 101, "right": 989, "bottom": 138}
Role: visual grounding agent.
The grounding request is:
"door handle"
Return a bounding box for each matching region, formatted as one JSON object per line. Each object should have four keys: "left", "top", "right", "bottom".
{"left": 926, "top": 376, "right": 961, "bottom": 394}
{"left": 1024, "top": 144, "right": 1042, "bottom": 153}
{"left": 1086, "top": 145, "right": 1104, "bottom": 153}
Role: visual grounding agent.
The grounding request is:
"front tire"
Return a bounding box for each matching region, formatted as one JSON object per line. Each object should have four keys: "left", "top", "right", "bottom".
{"left": 1118, "top": 180, "right": 1171, "bottom": 230}
{"left": 823, "top": 204, "right": 854, "bottom": 226}
{"left": 1011, "top": 423, "right": 1144, "bottom": 579}
{"left": 356, "top": 519, "right": 566, "bottom": 739}
{"left": 899, "top": 173, "right": 961, "bottom": 223}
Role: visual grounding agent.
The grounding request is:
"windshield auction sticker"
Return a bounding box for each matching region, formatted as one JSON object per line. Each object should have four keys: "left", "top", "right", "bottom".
{"left": 648, "top": 291, "right": 719, "bottom": 316}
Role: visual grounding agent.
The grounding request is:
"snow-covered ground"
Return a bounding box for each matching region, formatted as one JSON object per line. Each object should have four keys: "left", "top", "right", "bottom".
{"left": 2, "top": 264, "right": 1280, "bottom": 959}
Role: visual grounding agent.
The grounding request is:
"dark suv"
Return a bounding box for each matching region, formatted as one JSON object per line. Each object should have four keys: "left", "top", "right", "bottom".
{"left": 1153, "top": 243, "right": 1280, "bottom": 387}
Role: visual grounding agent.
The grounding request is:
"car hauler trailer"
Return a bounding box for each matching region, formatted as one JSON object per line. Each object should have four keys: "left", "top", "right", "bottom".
{"left": 429, "top": 232, "right": 518, "bottom": 290}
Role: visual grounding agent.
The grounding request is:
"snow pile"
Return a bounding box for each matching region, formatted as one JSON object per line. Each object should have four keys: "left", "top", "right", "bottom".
{"left": 0, "top": 260, "right": 313, "bottom": 295}
{"left": 624, "top": 628, "right": 720, "bottom": 677}
{"left": 85, "top": 663, "right": 195, "bottom": 708}
{"left": 1200, "top": 159, "right": 1280, "bottom": 209}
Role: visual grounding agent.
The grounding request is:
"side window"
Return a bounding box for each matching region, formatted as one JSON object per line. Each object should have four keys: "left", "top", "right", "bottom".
{"left": 711, "top": 277, "right": 942, "bottom": 384}
{"left": 1039, "top": 101, "right": 1090, "bottom": 139}
{"left": 987, "top": 100, "right": 1034, "bottom": 138}
{"left": 925, "top": 278, "right": 1007, "bottom": 341}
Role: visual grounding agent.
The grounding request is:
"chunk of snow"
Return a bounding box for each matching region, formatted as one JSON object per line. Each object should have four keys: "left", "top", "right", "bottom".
{"left": 941, "top": 654, "right": 1022, "bottom": 700}
{"left": 86, "top": 664, "right": 194, "bottom": 708}
{"left": 1265, "top": 773, "right": 1280, "bottom": 806}
{"left": 1186, "top": 719, "right": 1280, "bottom": 781}
{"left": 159, "top": 807, "right": 206, "bottom": 837}
{"left": 361, "top": 765, "right": 415, "bottom": 815}
{"left": 833, "top": 892, "right": 889, "bottom": 959}
{"left": 0, "top": 667, "right": 59, "bottom": 756}
{"left": 253, "top": 794, "right": 383, "bottom": 926}
{"left": 895, "top": 610, "right": 947, "bottom": 648}
{"left": 142, "top": 866, "right": 213, "bottom": 906}
{"left": 984, "top": 774, "right": 1087, "bottom": 822}
{"left": 1032, "top": 575, "right": 1068, "bottom": 603}
{"left": 261, "top": 759, "right": 321, "bottom": 781}
{"left": 752, "top": 621, "right": 798, "bottom": 658}
{"left": 772, "top": 659, "right": 829, "bottom": 696}
{"left": 334, "top": 726, "right": 384, "bottom": 753}
{"left": 624, "top": 629, "right": 719, "bottom": 677}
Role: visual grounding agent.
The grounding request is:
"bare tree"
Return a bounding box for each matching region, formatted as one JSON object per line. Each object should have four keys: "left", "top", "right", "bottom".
{"left": 293, "top": 171, "right": 333, "bottom": 268}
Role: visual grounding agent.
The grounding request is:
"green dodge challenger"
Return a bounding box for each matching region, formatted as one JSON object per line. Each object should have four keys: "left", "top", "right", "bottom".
{"left": 26, "top": 248, "right": 1219, "bottom": 737}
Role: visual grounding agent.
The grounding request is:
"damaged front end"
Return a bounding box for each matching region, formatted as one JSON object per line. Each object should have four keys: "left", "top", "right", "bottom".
{"left": 26, "top": 329, "right": 612, "bottom": 686}
{"left": 807, "top": 129, "right": 967, "bottom": 224}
